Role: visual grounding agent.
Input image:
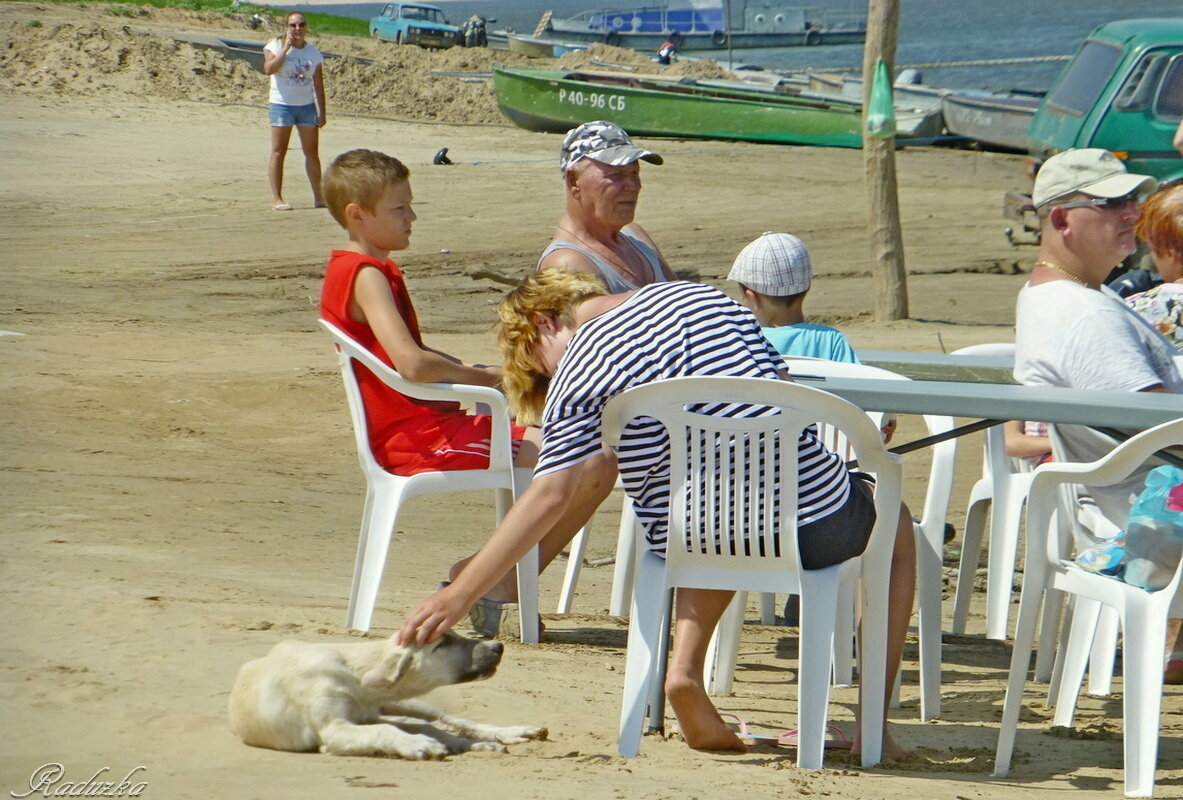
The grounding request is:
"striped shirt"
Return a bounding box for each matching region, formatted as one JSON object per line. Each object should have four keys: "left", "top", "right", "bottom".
{"left": 536, "top": 281, "right": 851, "bottom": 553}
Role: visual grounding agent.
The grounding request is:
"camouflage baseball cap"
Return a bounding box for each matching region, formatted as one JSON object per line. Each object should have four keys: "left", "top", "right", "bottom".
{"left": 559, "top": 120, "right": 663, "bottom": 174}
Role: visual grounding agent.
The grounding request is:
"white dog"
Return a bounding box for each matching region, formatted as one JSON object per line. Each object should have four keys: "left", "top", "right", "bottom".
{"left": 229, "top": 631, "right": 547, "bottom": 759}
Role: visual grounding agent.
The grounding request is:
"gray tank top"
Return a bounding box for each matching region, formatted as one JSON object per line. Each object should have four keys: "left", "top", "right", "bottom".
{"left": 537, "top": 230, "right": 668, "bottom": 293}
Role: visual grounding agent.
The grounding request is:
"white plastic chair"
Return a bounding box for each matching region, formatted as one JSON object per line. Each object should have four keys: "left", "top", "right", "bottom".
{"left": 1034, "top": 428, "right": 1124, "bottom": 688}
{"left": 709, "top": 357, "right": 954, "bottom": 722}
{"left": 993, "top": 418, "right": 1183, "bottom": 798}
{"left": 320, "top": 320, "right": 540, "bottom": 642}
{"left": 950, "top": 343, "right": 1034, "bottom": 641}
{"left": 604, "top": 376, "right": 903, "bottom": 768}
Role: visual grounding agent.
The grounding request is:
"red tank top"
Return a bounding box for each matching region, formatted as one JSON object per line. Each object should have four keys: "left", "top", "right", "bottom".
{"left": 319, "top": 250, "right": 461, "bottom": 460}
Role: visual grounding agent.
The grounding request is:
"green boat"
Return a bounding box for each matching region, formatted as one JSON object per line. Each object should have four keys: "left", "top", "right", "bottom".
{"left": 494, "top": 65, "right": 870, "bottom": 147}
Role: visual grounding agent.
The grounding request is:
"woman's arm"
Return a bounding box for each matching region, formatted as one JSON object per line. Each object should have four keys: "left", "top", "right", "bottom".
{"left": 262, "top": 38, "right": 289, "bottom": 75}
{"left": 313, "top": 62, "right": 326, "bottom": 127}
{"left": 397, "top": 455, "right": 601, "bottom": 646}
{"left": 352, "top": 266, "right": 500, "bottom": 385}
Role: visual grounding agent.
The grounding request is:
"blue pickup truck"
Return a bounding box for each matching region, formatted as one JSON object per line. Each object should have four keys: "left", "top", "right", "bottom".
{"left": 369, "top": 2, "right": 461, "bottom": 49}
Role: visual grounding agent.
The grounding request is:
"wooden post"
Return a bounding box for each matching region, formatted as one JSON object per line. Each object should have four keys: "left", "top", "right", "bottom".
{"left": 861, "top": 0, "right": 908, "bottom": 321}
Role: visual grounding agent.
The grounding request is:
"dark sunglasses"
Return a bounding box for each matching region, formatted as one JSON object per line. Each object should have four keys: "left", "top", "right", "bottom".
{"left": 288, "top": 21, "right": 307, "bottom": 28}
{"left": 1053, "top": 192, "right": 1142, "bottom": 211}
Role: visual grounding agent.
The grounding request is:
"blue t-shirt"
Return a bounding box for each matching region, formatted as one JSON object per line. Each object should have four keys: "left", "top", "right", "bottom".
{"left": 762, "top": 323, "right": 859, "bottom": 364}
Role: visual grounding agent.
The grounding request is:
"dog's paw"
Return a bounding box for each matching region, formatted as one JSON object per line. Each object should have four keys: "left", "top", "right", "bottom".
{"left": 467, "top": 741, "right": 508, "bottom": 753}
{"left": 397, "top": 735, "right": 450, "bottom": 760}
{"left": 493, "top": 725, "right": 548, "bottom": 744}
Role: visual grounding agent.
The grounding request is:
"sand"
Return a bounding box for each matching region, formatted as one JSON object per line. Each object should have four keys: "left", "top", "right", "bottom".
{"left": 1, "top": 3, "right": 1179, "bottom": 798}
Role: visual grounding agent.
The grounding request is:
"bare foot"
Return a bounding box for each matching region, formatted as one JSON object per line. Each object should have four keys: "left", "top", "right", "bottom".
{"left": 666, "top": 675, "right": 746, "bottom": 752}
{"left": 851, "top": 726, "right": 914, "bottom": 762}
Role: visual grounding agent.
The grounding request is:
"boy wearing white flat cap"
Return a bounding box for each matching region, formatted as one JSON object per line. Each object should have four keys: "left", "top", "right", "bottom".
{"left": 728, "top": 231, "right": 859, "bottom": 363}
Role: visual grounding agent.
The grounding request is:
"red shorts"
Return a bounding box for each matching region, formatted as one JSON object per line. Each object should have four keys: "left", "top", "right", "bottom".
{"left": 374, "top": 413, "right": 528, "bottom": 476}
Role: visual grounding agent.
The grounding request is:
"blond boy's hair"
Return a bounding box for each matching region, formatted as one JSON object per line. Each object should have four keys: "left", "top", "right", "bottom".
{"left": 322, "top": 149, "right": 410, "bottom": 229}
{"left": 497, "top": 269, "right": 607, "bottom": 425}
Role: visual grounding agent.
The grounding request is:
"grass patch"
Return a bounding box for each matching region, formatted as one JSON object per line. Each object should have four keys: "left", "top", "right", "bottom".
{"left": 61, "top": 0, "right": 369, "bottom": 38}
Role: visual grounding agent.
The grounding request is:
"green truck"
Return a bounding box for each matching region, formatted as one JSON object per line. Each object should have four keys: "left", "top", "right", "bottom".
{"left": 1004, "top": 18, "right": 1183, "bottom": 243}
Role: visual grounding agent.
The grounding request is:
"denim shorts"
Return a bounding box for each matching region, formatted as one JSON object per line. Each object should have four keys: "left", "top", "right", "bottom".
{"left": 269, "top": 102, "right": 318, "bottom": 127}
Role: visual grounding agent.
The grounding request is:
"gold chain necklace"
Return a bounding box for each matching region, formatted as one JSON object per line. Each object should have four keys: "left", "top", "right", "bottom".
{"left": 555, "top": 225, "right": 650, "bottom": 285}
{"left": 1033, "top": 260, "right": 1090, "bottom": 287}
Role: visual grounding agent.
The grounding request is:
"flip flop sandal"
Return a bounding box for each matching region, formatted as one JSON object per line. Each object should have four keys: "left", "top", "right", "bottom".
{"left": 719, "top": 713, "right": 781, "bottom": 746}
{"left": 272, "top": 202, "right": 293, "bottom": 211}
{"left": 777, "top": 725, "right": 853, "bottom": 751}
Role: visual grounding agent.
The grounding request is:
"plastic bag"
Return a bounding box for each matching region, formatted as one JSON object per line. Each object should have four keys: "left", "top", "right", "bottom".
{"left": 865, "top": 59, "right": 896, "bottom": 140}
{"left": 1122, "top": 466, "right": 1183, "bottom": 591}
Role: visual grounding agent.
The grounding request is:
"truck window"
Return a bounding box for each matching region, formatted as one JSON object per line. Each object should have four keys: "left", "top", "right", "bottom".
{"left": 1047, "top": 39, "right": 1122, "bottom": 116}
{"left": 1155, "top": 54, "right": 1183, "bottom": 119}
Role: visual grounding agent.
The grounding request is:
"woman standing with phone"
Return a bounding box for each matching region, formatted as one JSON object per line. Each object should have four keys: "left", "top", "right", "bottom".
{"left": 263, "top": 11, "right": 326, "bottom": 211}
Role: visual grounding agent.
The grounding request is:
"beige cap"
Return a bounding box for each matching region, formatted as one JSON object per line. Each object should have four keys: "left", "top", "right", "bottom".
{"left": 1032, "top": 148, "right": 1157, "bottom": 209}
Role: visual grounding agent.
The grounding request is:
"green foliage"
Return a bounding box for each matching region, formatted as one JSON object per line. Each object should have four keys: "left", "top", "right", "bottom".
{"left": 55, "top": 0, "right": 368, "bottom": 38}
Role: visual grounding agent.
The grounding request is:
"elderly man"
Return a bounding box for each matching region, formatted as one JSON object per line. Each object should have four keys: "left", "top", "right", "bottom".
{"left": 538, "top": 121, "right": 677, "bottom": 290}
{"left": 1014, "top": 148, "right": 1183, "bottom": 680}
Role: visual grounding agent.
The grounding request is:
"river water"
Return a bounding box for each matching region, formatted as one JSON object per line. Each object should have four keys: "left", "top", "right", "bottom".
{"left": 279, "top": 0, "right": 1182, "bottom": 92}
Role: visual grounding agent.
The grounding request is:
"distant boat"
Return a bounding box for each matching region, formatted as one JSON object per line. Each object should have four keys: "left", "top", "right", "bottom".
{"left": 493, "top": 66, "right": 943, "bottom": 148}
{"left": 506, "top": 32, "right": 564, "bottom": 58}
{"left": 533, "top": 2, "right": 866, "bottom": 51}
{"left": 941, "top": 90, "right": 1044, "bottom": 153}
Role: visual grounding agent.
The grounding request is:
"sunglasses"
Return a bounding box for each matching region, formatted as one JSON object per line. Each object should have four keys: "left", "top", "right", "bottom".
{"left": 1052, "top": 192, "right": 1141, "bottom": 211}
{"left": 288, "top": 21, "right": 307, "bottom": 27}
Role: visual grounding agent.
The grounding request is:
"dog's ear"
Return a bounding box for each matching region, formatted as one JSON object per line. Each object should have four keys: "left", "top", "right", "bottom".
{"left": 361, "top": 646, "right": 416, "bottom": 689}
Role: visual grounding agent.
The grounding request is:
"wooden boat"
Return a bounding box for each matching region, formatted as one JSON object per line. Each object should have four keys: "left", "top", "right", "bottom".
{"left": 941, "top": 89, "right": 1044, "bottom": 153}
{"left": 493, "top": 66, "right": 940, "bottom": 147}
{"left": 534, "top": 2, "right": 866, "bottom": 52}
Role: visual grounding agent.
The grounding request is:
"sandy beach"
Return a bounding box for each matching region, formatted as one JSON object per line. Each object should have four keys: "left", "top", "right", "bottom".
{"left": 1, "top": 3, "right": 1179, "bottom": 798}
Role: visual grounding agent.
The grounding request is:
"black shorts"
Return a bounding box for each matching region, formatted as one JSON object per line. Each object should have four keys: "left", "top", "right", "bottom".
{"left": 797, "top": 472, "right": 877, "bottom": 570}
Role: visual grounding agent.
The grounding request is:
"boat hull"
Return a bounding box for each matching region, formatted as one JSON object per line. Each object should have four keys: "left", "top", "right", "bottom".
{"left": 506, "top": 33, "right": 561, "bottom": 58}
{"left": 494, "top": 66, "right": 866, "bottom": 147}
{"left": 941, "top": 91, "right": 1042, "bottom": 153}
{"left": 539, "top": 27, "right": 864, "bottom": 50}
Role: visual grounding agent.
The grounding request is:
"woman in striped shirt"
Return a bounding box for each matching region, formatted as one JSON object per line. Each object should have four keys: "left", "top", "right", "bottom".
{"left": 399, "top": 270, "right": 915, "bottom": 758}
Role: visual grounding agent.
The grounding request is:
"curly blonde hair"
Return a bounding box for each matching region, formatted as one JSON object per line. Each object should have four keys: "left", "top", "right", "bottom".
{"left": 497, "top": 269, "right": 608, "bottom": 425}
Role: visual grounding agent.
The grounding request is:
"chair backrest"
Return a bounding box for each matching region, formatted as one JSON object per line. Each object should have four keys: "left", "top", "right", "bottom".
{"left": 1030, "top": 419, "right": 1183, "bottom": 588}
{"left": 784, "top": 357, "right": 959, "bottom": 534}
{"left": 318, "top": 319, "right": 513, "bottom": 477}
{"left": 952, "top": 343, "right": 1026, "bottom": 476}
{"left": 601, "top": 376, "right": 902, "bottom": 591}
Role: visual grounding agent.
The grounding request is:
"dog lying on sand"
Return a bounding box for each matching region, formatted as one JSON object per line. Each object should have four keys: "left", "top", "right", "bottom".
{"left": 229, "top": 631, "right": 547, "bottom": 759}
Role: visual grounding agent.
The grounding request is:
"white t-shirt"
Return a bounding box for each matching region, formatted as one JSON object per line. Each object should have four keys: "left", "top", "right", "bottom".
{"left": 1014, "top": 280, "right": 1183, "bottom": 523}
{"left": 264, "top": 41, "right": 324, "bottom": 106}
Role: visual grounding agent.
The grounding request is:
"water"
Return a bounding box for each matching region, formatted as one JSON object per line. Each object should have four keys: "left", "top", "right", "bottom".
{"left": 283, "top": 0, "right": 1182, "bottom": 92}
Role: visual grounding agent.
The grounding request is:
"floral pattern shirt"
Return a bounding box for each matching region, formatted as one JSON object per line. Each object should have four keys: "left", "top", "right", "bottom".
{"left": 1125, "top": 283, "right": 1183, "bottom": 352}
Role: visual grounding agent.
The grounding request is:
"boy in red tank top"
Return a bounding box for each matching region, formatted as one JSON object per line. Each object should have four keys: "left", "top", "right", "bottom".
{"left": 320, "top": 149, "right": 536, "bottom": 475}
{"left": 319, "top": 149, "right": 613, "bottom": 637}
